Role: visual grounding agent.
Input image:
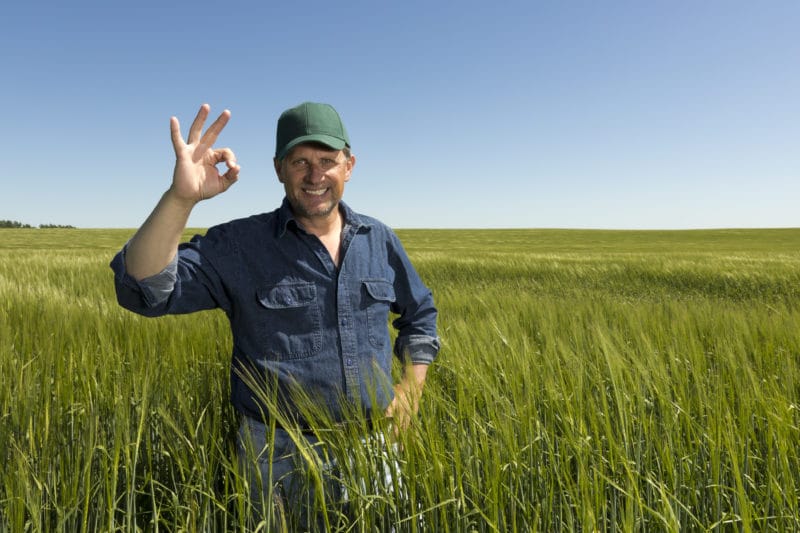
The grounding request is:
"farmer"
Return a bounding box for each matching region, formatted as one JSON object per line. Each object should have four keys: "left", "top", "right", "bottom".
{"left": 110, "top": 102, "right": 439, "bottom": 527}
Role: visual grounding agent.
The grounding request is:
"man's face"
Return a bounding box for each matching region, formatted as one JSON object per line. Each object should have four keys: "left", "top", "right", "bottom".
{"left": 275, "top": 144, "right": 355, "bottom": 222}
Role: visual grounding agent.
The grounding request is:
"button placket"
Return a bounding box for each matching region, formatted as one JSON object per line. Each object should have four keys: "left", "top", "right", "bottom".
{"left": 336, "top": 271, "right": 360, "bottom": 400}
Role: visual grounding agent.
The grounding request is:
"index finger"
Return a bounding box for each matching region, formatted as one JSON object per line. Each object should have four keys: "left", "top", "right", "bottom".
{"left": 196, "top": 109, "right": 231, "bottom": 154}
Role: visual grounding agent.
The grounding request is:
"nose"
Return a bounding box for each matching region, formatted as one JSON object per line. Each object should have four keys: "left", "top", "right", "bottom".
{"left": 305, "top": 161, "right": 327, "bottom": 182}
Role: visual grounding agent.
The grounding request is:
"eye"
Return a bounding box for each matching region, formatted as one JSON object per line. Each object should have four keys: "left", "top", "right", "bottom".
{"left": 291, "top": 159, "right": 310, "bottom": 169}
{"left": 320, "top": 158, "right": 336, "bottom": 170}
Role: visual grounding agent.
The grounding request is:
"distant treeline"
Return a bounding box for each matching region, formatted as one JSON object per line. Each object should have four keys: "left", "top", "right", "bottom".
{"left": 0, "top": 220, "right": 76, "bottom": 229}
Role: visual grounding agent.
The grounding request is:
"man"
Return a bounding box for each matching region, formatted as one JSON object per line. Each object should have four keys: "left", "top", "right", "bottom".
{"left": 110, "top": 102, "right": 439, "bottom": 527}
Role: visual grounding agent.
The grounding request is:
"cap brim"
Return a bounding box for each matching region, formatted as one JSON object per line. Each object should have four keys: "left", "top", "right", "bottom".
{"left": 277, "top": 134, "right": 348, "bottom": 159}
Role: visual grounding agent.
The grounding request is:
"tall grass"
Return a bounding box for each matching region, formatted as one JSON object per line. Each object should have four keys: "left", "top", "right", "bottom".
{"left": 1, "top": 227, "right": 799, "bottom": 531}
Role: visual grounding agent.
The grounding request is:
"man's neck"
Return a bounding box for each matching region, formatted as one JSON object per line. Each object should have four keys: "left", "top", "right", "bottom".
{"left": 295, "top": 205, "right": 345, "bottom": 267}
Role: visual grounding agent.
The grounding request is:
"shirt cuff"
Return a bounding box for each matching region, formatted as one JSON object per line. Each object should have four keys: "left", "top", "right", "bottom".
{"left": 117, "top": 244, "right": 179, "bottom": 307}
{"left": 394, "top": 334, "right": 440, "bottom": 365}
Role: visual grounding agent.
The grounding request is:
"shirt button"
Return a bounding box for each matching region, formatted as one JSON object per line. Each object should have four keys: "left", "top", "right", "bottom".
{"left": 340, "top": 319, "right": 347, "bottom": 327}
{"left": 346, "top": 358, "right": 354, "bottom": 366}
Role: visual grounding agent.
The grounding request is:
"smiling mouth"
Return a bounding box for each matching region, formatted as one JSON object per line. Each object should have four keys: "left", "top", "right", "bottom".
{"left": 303, "top": 188, "right": 328, "bottom": 196}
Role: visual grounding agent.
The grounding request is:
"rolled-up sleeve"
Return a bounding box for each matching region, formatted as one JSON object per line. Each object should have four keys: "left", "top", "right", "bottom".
{"left": 394, "top": 334, "right": 440, "bottom": 365}
{"left": 138, "top": 255, "right": 179, "bottom": 305}
{"left": 109, "top": 245, "right": 177, "bottom": 310}
{"left": 387, "top": 231, "right": 440, "bottom": 365}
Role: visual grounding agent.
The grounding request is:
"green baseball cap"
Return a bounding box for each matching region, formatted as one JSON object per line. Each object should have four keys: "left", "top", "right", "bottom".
{"left": 275, "top": 102, "right": 351, "bottom": 160}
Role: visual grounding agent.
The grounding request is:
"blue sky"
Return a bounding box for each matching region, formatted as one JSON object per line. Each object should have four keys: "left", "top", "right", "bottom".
{"left": 2, "top": 1, "right": 798, "bottom": 229}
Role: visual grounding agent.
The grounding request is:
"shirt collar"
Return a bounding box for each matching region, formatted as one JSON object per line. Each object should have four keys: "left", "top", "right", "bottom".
{"left": 276, "top": 197, "right": 372, "bottom": 238}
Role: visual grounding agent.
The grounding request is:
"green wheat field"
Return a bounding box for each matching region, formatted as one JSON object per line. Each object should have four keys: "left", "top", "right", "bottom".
{"left": 1, "top": 227, "right": 799, "bottom": 532}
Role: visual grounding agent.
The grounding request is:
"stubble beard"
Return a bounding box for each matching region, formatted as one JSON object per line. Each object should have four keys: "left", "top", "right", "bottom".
{"left": 289, "top": 197, "right": 338, "bottom": 220}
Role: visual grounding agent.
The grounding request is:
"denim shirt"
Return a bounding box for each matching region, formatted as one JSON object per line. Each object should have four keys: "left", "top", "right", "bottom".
{"left": 110, "top": 199, "right": 439, "bottom": 424}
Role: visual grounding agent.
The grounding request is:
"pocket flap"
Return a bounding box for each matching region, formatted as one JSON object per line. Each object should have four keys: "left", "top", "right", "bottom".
{"left": 363, "top": 280, "right": 396, "bottom": 303}
{"left": 257, "top": 283, "right": 316, "bottom": 309}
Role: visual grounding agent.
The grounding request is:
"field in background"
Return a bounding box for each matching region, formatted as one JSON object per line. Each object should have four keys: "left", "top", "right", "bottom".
{"left": 1, "top": 227, "right": 799, "bottom": 531}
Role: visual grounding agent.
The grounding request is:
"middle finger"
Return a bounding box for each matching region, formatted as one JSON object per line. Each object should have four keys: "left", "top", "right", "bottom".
{"left": 197, "top": 109, "right": 231, "bottom": 154}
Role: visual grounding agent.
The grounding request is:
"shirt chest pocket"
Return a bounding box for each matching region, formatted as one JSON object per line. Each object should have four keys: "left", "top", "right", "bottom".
{"left": 256, "top": 282, "right": 322, "bottom": 360}
{"left": 363, "top": 280, "right": 396, "bottom": 349}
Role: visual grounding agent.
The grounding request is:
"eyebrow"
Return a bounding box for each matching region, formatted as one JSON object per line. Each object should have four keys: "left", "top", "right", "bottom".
{"left": 294, "top": 152, "right": 340, "bottom": 160}
{"left": 283, "top": 145, "right": 343, "bottom": 163}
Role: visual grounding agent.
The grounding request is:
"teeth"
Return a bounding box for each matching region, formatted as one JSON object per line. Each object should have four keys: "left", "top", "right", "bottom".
{"left": 304, "top": 189, "right": 327, "bottom": 196}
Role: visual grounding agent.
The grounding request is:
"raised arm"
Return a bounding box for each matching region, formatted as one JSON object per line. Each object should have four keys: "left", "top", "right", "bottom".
{"left": 125, "top": 104, "right": 240, "bottom": 280}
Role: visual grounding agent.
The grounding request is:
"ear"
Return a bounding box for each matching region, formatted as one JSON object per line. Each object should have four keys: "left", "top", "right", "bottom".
{"left": 344, "top": 154, "right": 356, "bottom": 182}
{"left": 273, "top": 157, "right": 285, "bottom": 183}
